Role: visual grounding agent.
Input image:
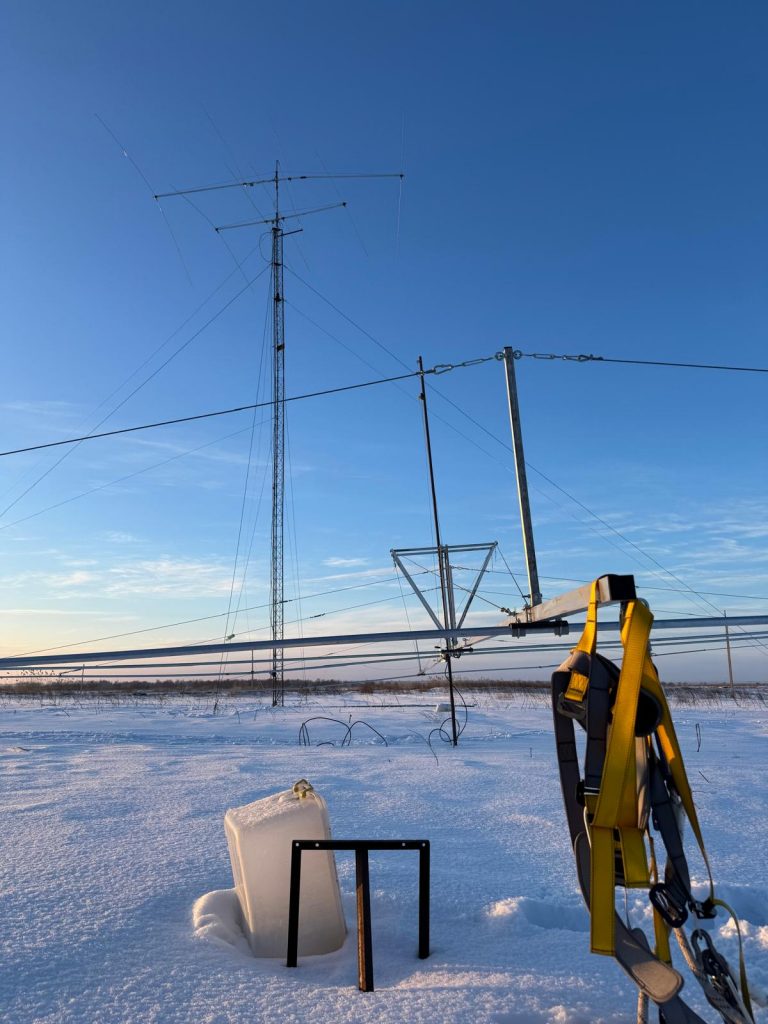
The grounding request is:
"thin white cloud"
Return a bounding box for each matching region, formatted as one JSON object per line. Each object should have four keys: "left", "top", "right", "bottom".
{"left": 1, "top": 399, "right": 81, "bottom": 418}
{"left": 322, "top": 557, "right": 369, "bottom": 568}
{"left": 55, "top": 570, "right": 97, "bottom": 588}
{"left": 0, "top": 608, "right": 137, "bottom": 618}
{"left": 0, "top": 557, "right": 236, "bottom": 598}
{"left": 103, "top": 559, "right": 234, "bottom": 597}
{"left": 304, "top": 565, "right": 395, "bottom": 583}
{"left": 120, "top": 434, "right": 263, "bottom": 467}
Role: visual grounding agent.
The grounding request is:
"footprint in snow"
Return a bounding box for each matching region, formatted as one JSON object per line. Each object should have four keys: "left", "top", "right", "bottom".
{"left": 492, "top": 1010, "right": 592, "bottom": 1024}
{"left": 486, "top": 896, "right": 588, "bottom": 933}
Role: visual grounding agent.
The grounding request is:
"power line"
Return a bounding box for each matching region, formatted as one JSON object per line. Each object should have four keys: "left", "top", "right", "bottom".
{"left": 0, "top": 374, "right": 418, "bottom": 456}
{"left": 0, "top": 359, "right": 497, "bottom": 459}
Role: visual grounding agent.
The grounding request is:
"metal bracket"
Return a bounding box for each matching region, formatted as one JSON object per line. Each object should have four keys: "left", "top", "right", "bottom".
{"left": 504, "top": 574, "right": 637, "bottom": 626}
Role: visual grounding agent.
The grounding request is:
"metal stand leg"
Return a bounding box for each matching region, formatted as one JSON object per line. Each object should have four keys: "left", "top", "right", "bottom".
{"left": 286, "top": 842, "right": 302, "bottom": 968}
{"left": 355, "top": 848, "right": 374, "bottom": 991}
{"left": 418, "top": 841, "right": 430, "bottom": 959}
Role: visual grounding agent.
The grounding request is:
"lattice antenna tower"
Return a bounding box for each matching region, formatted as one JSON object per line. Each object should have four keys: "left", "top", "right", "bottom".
{"left": 156, "top": 165, "right": 402, "bottom": 706}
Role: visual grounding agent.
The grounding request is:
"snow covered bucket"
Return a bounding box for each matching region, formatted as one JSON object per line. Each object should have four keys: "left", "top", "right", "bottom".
{"left": 224, "top": 779, "right": 346, "bottom": 957}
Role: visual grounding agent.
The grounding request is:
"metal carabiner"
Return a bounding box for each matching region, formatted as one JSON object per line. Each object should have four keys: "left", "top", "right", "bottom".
{"left": 649, "top": 883, "right": 689, "bottom": 928}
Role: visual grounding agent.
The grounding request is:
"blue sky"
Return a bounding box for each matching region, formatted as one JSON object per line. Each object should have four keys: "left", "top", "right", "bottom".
{"left": 1, "top": 1, "right": 766, "bottom": 683}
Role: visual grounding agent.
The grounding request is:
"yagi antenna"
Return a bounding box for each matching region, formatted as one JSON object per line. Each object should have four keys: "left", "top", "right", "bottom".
{"left": 153, "top": 171, "right": 402, "bottom": 201}
{"left": 214, "top": 202, "right": 347, "bottom": 233}
{"left": 158, "top": 160, "right": 403, "bottom": 707}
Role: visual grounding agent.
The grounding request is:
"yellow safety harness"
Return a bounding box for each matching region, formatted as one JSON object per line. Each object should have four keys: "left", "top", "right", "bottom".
{"left": 552, "top": 579, "right": 755, "bottom": 1024}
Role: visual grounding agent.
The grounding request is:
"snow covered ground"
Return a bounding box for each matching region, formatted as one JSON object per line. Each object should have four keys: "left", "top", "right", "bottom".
{"left": 2, "top": 691, "right": 766, "bottom": 1024}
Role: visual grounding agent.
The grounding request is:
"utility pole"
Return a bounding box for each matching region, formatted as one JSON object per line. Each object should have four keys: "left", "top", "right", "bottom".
{"left": 502, "top": 347, "right": 542, "bottom": 611}
{"left": 724, "top": 610, "right": 735, "bottom": 696}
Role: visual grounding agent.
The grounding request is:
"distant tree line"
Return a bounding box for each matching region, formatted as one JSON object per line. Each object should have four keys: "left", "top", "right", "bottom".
{"left": 0, "top": 673, "right": 764, "bottom": 702}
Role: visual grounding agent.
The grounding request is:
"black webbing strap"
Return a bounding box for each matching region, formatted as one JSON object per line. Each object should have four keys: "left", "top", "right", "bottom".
{"left": 647, "top": 751, "right": 695, "bottom": 926}
{"left": 552, "top": 655, "right": 587, "bottom": 844}
{"left": 584, "top": 653, "right": 616, "bottom": 798}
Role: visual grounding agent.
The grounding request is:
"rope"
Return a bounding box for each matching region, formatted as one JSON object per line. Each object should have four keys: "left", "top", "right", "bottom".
{"left": 636, "top": 990, "right": 648, "bottom": 1024}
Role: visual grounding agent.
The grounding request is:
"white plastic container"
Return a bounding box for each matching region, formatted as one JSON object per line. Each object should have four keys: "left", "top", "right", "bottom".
{"left": 224, "top": 779, "right": 346, "bottom": 957}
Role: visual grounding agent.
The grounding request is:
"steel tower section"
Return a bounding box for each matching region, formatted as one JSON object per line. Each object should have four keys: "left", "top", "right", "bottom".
{"left": 270, "top": 176, "right": 286, "bottom": 705}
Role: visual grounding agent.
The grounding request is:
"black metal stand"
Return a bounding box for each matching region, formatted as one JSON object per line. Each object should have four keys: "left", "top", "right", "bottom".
{"left": 286, "top": 839, "right": 430, "bottom": 992}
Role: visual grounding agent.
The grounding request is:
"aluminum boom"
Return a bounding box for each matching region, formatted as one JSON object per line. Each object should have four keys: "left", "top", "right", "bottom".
{"left": 2, "top": 615, "right": 767, "bottom": 671}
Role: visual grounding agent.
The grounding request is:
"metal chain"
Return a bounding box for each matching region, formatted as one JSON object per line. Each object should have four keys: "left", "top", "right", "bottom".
{"left": 510, "top": 349, "right": 766, "bottom": 374}
{"left": 427, "top": 350, "right": 602, "bottom": 376}
{"left": 512, "top": 349, "right": 600, "bottom": 363}
{"left": 426, "top": 349, "right": 617, "bottom": 376}
{"left": 429, "top": 352, "right": 505, "bottom": 375}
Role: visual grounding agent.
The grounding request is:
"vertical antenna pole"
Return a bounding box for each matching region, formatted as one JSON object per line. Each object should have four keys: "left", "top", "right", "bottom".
{"left": 271, "top": 162, "right": 286, "bottom": 706}
{"left": 418, "top": 357, "right": 458, "bottom": 746}
{"left": 443, "top": 550, "right": 458, "bottom": 635}
{"left": 724, "top": 610, "right": 735, "bottom": 697}
{"left": 502, "top": 347, "right": 542, "bottom": 611}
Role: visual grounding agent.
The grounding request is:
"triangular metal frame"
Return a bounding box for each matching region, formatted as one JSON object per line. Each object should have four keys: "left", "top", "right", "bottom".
{"left": 391, "top": 542, "right": 498, "bottom": 634}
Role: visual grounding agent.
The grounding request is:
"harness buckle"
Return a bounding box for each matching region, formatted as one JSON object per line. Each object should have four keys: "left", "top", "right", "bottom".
{"left": 691, "top": 896, "right": 717, "bottom": 920}
{"left": 649, "top": 883, "right": 689, "bottom": 928}
{"left": 557, "top": 693, "right": 586, "bottom": 722}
